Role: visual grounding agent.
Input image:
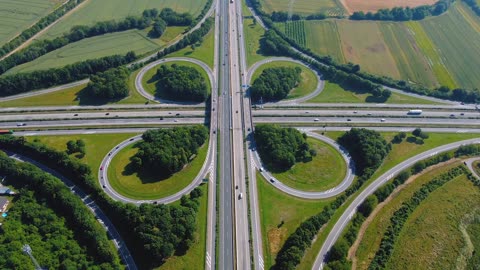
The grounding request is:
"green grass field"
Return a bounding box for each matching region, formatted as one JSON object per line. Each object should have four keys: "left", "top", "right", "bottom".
{"left": 257, "top": 172, "right": 334, "bottom": 269}
{"left": 306, "top": 81, "right": 440, "bottom": 104}
{"left": 142, "top": 61, "right": 211, "bottom": 98}
{"left": 355, "top": 162, "right": 480, "bottom": 269}
{"left": 38, "top": 0, "right": 207, "bottom": 40}
{"left": 243, "top": 13, "right": 268, "bottom": 67}
{"left": 26, "top": 133, "right": 139, "bottom": 172}
{"left": 168, "top": 26, "right": 215, "bottom": 68}
{"left": 7, "top": 29, "right": 169, "bottom": 74}
{"left": 259, "top": 0, "right": 345, "bottom": 16}
{"left": 107, "top": 140, "right": 208, "bottom": 200}
{"left": 156, "top": 184, "right": 208, "bottom": 270}
{"left": 305, "top": 20, "right": 345, "bottom": 63}
{"left": 419, "top": 4, "right": 480, "bottom": 89}
{"left": 250, "top": 61, "right": 318, "bottom": 100}
{"left": 272, "top": 138, "right": 346, "bottom": 191}
{"left": 296, "top": 132, "right": 480, "bottom": 269}
{"left": 0, "top": 0, "right": 63, "bottom": 46}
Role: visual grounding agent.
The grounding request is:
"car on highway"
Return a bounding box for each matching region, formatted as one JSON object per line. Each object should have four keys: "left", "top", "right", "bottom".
{"left": 450, "top": 114, "right": 455, "bottom": 118}
{"left": 100, "top": 166, "right": 104, "bottom": 170}
{"left": 259, "top": 167, "right": 263, "bottom": 172}
{"left": 270, "top": 178, "right": 275, "bottom": 183}
{"left": 314, "top": 118, "right": 320, "bottom": 122}
{"left": 129, "top": 138, "right": 134, "bottom": 141}
{"left": 380, "top": 118, "right": 386, "bottom": 122}
{"left": 460, "top": 113, "right": 465, "bottom": 116}
{"left": 74, "top": 114, "right": 78, "bottom": 116}
{"left": 347, "top": 119, "right": 351, "bottom": 121}
{"left": 102, "top": 185, "right": 106, "bottom": 188}
{"left": 160, "top": 117, "right": 164, "bottom": 120}
{"left": 16, "top": 123, "right": 26, "bottom": 126}
{"left": 238, "top": 193, "right": 243, "bottom": 199}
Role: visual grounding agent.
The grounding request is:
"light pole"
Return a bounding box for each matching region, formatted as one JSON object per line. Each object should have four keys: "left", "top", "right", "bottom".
{"left": 22, "top": 244, "right": 42, "bottom": 270}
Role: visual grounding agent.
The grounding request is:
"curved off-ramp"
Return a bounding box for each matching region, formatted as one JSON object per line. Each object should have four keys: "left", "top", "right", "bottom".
{"left": 99, "top": 133, "right": 215, "bottom": 205}
{"left": 246, "top": 57, "right": 325, "bottom": 105}
{"left": 465, "top": 157, "right": 480, "bottom": 179}
{"left": 251, "top": 130, "right": 355, "bottom": 199}
{"left": 135, "top": 57, "right": 215, "bottom": 105}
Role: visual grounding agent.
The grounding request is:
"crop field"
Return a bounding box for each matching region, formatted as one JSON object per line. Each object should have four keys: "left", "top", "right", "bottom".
{"left": 38, "top": 0, "right": 207, "bottom": 40}
{"left": 7, "top": 30, "right": 161, "bottom": 74}
{"left": 341, "top": 0, "right": 436, "bottom": 14}
{"left": 304, "top": 20, "right": 345, "bottom": 63}
{"left": 259, "top": 0, "right": 346, "bottom": 17}
{"left": 0, "top": 0, "right": 63, "bottom": 46}
{"left": 419, "top": 4, "right": 480, "bottom": 89}
{"left": 282, "top": 20, "right": 306, "bottom": 47}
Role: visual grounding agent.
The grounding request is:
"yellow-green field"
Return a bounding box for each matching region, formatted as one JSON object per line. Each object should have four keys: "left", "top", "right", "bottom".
{"left": 259, "top": 0, "right": 345, "bottom": 16}
{"left": 7, "top": 27, "right": 186, "bottom": 74}
{"left": 38, "top": 0, "right": 207, "bottom": 40}
{"left": 0, "top": 0, "right": 63, "bottom": 46}
{"left": 304, "top": 20, "right": 345, "bottom": 63}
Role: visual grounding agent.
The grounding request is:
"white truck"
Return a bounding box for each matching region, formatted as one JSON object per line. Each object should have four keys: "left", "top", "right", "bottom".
{"left": 407, "top": 109, "right": 423, "bottom": 115}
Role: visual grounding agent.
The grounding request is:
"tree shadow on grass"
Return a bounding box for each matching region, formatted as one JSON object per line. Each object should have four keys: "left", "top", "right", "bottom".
{"left": 74, "top": 87, "right": 123, "bottom": 106}
{"left": 122, "top": 162, "right": 172, "bottom": 183}
{"left": 406, "top": 136, "right": 424, "bottom": 145}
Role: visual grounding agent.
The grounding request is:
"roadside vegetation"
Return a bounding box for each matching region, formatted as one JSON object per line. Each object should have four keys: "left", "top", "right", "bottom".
{"left": 168, "top": 27, "right": 215, "bottom": 68}
{"left": 250, "top": 66, "right": 302, "bottom": 101}
{"left": 242, "top": 2, "right": 268, "bottom": 67}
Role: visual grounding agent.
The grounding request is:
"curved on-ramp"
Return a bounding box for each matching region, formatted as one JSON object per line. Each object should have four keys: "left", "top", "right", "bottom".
{"left": 99, "top": 133, "right": 215, "bottom": 205}
{"left": 313, "top": 138, "right": 480, "bottom": 269}
{"left": 251, "top": 130, "right": 355, "bottom": 199}
{"left": 246, "top": 57, "right": 325, "bottom": 105}
{"left": 135, "top": 57, "right": 215, "bottom": 105}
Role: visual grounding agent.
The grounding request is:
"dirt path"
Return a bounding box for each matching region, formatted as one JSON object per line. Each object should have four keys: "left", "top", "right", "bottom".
{"left": 348, "top": 158, "right": 459, "bottom": 270}
{"left": 0, "top": 0, "right": 90, "bottom": 61}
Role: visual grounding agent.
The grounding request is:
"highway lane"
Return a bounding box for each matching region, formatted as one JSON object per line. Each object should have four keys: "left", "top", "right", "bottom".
{"left": 252, "top": 109, "right": 480, "bottom": 118}
{"left": 135, "top": 57, "right": 215, "bottom": 104}
{"left": 251, "top": 132, "right": 355, "bottom": 199}
{"left": 4, "top": 151, "right": 137, "bottom": 270}
{"left": 246, "top": 57, "right": 325, "bottom": 104}
{"left": 313, "top": 138, "right": 480, "bottom": 269}
{"left": 218, "top": 0, "right": 235, "bottom": 267}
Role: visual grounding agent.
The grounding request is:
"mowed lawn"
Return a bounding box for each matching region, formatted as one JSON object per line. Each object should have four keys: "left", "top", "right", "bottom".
{"left": 168, "top": 26, "right": 215, "bottom": 68}
{"left": 0, "top": 0, "right": 63, "bottom": 46}
{"left": 419, "top": 4, "right": 480, "bottom": 89}
{"left": 107, "top": 140, "right": 208, "bottom": 200}
{"left": 259, "top": 0, "right": 345, "bottom": 16}
{"left": 272, "top": 137, "right": 346, "bottom": 191}
{"left": 355, "top": 162, "right": 480, "bottom": 269}
{"left": 257, "top": 172, "right": 334, "bottom": 269}
{"left": 38, "top": 0, "right": 207, "bottom": 40}
{"left": 243, "top": 7, "right": 268, "bottom": 68}
{"left": 250, "top": 61, "right": 318, "bottom": 99}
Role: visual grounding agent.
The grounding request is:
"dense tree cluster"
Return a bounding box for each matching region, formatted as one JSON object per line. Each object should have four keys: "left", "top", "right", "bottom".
{"left": 132, "top": 126, "right": 208, "bottom": 176}
{"left": 455, "top": 144, "right": 480, "bottom": 157}
{"left": 160, "top": 8, "right": 193, "bottom": 26}
{"left": 412, "top": 128, "right": 429, "bottom": 140}
{"left": 154, "top": 64, "right": 209, "bottom": 102}
{"left": 0, "top": 52, "right": 136, "bottom": 97}
{"left": 391, "top": 131, "right": 407, "bottom": 144}
{"left": 0, "top": 135, "right": 204, "bottom": 268}
{"left": 337, "top": 128, "right": 391, "bottom": 174}
{"left": 87, "top": 67, "right": 130, "bottom": 100}
{"left": 250, "top": 66, "right": 302, "bottom": 101}
{"left": 369, "top": 166, "right": 466, "bottom": 269}
{"left": 350, "top": 0, "right": 452, "bottom": 21}
{"left": 0, "top": 152, "right": 120, "bottom": 268}
{"left": 254, "top": 124, "right": 316, "bottom": 171}
{"left": 0, "top": 190, "right": 101, "bottom": 269}
{"left": 149, "top": 19, "right": 167, "bottom": 38}
{"left": 66, "top": 139, "right": 86, "bottom": 157}
{"left": 249, "top": 0, "right": 480, "bottom": 103}
{"left": 0, "top": 0, "right": 86, "bottom": 59}
{"left": 464, "top": 0, "right": 480, "bottom": 16}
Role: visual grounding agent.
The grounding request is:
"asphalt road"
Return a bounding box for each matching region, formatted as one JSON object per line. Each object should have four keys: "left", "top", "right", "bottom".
{"left": 4, "top": 151, "right": 137, "bottom": 270}
{"left": 251, "top": 131, "right": 355, "bottom": 199}
{"left": 135, "top": 57, "right": 215, "bottom": 105}
{"left": 465, "top": 157, "right": 480, "bottom": 179}
{"left": 313, "top": 138, "right": 480, "bottom": 269}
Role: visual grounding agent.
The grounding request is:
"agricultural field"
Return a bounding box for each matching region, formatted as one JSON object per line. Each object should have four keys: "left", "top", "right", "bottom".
{"left": 0, "top": 0, "right": 63, "bottom": 46}
{"left": 38, "top": 0, "right": 207, "bottom": 40}
{"left": 278, "top": 20, "right": 306, "bottom": 47}
{"left": 353, "top": 162, "right": 480, "bottom": 269}
{"left": 303, "top": 20, "right": 345, "bottom": 63}
{"left": 341, "top": 0, "right": 436, "bottom": 14}
{"left": 259, "top": 0, "right": 345, "bottom": 16}
{"left": 6, "top": 29, "right": 166, "bottom": 74}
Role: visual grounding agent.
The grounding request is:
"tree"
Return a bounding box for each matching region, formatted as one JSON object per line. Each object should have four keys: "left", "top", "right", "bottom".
{"left": 327, "top": 238, "right": 349, "bottom": 261}
{"left": 148, "top": 19, "right": 167, "bottom": 38}
{"left": 250, "top": 66, "right": 302, "bottom": 102}
{"left": 86, "top": 66, "right": 130, "bottom": 100}
{"left": 358, "top": 195, "right": 378, "bottom": 217}
{"left": 154, "top": 64, "right": 208, "bottom": 102}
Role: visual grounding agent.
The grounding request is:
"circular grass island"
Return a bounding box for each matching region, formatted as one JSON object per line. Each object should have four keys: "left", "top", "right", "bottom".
{"left": 250, "top": 61, "right": 318, "bottom": 101}
{"left": 142, "top": 61, "right": 211, "bottom": 102}
{"left": 107, "top": 139, "right": 209, "bottom": 200}
{"left": 271, "top": 137, "right": 347, "bottom": 192}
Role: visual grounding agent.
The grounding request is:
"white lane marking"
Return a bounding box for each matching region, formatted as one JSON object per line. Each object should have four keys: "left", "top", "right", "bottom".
{"left": 206, "top": 252, "right": 211, "bottom": 268}
{"left": 84, "top": 131, "right": 96, "bottom": 134}
{"left": 23, "top": 133, "right": 37, "bottom": 136}
{"left": 457, "top": 130, "right": 467, "bottom": 133}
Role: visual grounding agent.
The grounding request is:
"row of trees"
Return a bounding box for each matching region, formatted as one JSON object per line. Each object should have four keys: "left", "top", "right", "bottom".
{"left": 0, "top": 190, "right": 100, "bottom": 269}
{"left": 270, "top": 11, "right": 327, "bottom": 22}
{"left": 254, "top": 124, "right": 316, "bottom": 171}
{"left": 274, "top": 128, "right": 390, "bottom": 269}
{"left": 464, "top": 0, "right": 480, "bottom": 16}
{"left": 249, "top": 0, "right": 480, "bottom": 103}
{"left": 0, "top": 7, "right": 196, "bottom": 75}
{"left": 133, "top": 126, "right": 209, "bottom": 177}
{"left": 0, "top": 152, "right": 121, "bottom": 268}
{"left": 154, "top": 64, "right": 209, "bottom": 102}
{"left": 0, "top": 0, "right": 86, "bottom": 59}
{"left": 0, "top": 52, "right": 136, "bottom": 97}
{"left": 87, "top": 66, "right": 130, "bottom": 100}
{"left": 369, "top": 165, "right": 466, "bottom": 269}
{"left": 0, "top": 135, "right": 203, "bottom": 268}
{"left": 250, "top": 66, "right": 302, "bottom": 101}
{"left": 350, "top": 0, "right": 452, "bottom": 21}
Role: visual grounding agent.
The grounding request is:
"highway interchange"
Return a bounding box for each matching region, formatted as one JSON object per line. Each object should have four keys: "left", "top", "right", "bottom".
{"left": 0, "top": 0, "right": 480, "bottom": 269}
